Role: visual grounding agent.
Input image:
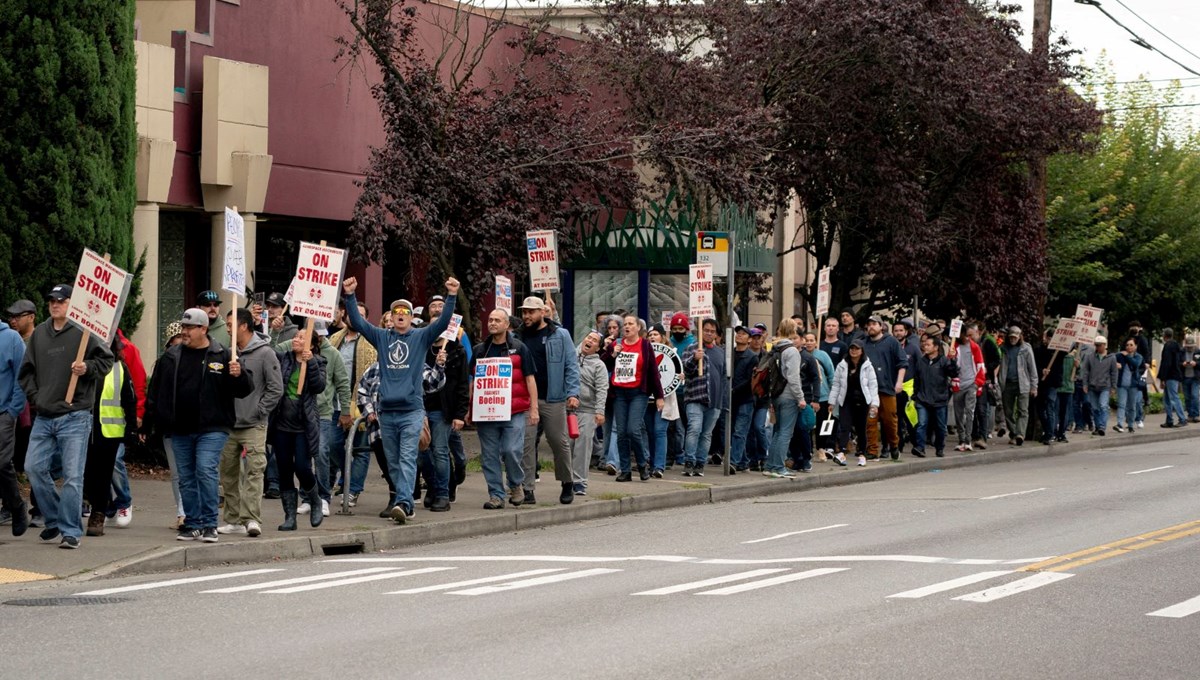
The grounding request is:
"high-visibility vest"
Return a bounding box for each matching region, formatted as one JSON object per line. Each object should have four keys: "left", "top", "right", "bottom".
{"left": 99, "top": 361, "right": 125, "bottom": 439}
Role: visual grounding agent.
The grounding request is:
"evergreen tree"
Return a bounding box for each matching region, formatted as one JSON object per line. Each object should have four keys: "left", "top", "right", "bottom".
{"left": 0, "top": 0, "right": 140, "bottom": 331}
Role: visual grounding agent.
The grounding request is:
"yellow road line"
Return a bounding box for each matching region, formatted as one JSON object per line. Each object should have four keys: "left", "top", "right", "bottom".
{"left": 1022, "top": 520, "right": 1200, "bottom": 573}
{"left": 0, "top": 567, "right": 56, "bottom": 584}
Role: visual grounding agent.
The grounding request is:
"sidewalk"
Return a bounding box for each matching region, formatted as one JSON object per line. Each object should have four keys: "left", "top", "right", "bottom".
{"left": 0, "top": 412, "right": 1194, "bottom": 583}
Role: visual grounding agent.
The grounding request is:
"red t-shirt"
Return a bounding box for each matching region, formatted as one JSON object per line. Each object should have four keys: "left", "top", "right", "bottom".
{"left": 611, "top": 338, "right": 645, "bottom": 388}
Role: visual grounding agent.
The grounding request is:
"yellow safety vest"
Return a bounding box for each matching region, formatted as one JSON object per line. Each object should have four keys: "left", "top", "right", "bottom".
{"left": 99, "top": 361, "right": 125, "bottom": 438}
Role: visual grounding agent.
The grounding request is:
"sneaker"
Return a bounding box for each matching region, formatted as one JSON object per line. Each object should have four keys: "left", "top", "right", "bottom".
{"left": 762, "top": 469, "right": 776, "bottom": 477}
{"left": 201, "top": 527, "right": 219, "bottom": 543}
{"left": 1136, "top": 421, "right": 1144, "bottom": 429}
{"left": 176, "top": 528, "right": 201, "bottom": 541}
{"left": 692, "top": 467, "right": 705, "bottom": 477}
{"left": 997, "top": 428, "right": 1007, "bottom": 438}
{"left": 912, "top": 448, "right": 926, "bottom": 458}
{"left": 615, "top": 471, "right": 632, "bottom": 482}
{"left": 651, "top": 469, "right": 664, "bottom": 479}
{"left": 347, "top": 493, "right": 359, "bottom": 508}
{"left": 39, "top": 527, "right": 61, "bottom": 542}
{"left": 0, "top": 508, "right": 10, "bottom": 525}
{"left": 297, "top": 500, "right": 311, "bottom": 515}
{"left": 115, "top": 507, "right": 132, "bottom": 528}
{"left": 1097, "top": 429, "right": 1106, "bottom": 436}
{"left": 217, "top": 523, "right": 247, "bottom": 535}
{"left": 28, "top": 512, "right": 43, "bottom": 528}
{"left": 800, "top": 462, "right": 813, "bottom": 472}
{"left": 833, "top": 452, "right": 847, "bottom": 466}
{"left": 573, "top": 483, "right": 587, "bottom": 496}
{"left": 523, "top": 490, "right": 536, "bottom": 505}
{"left": 1161, "top": 422, "right": 1175, "bottom": 429}
{"left": 430, "top": 497, "right": 451, "bottom": 512}
{"left": 936, "top": 449, "right": 945, "bottom": 457}
{"left": 264, "top": 488, "right": 281, "bottom": 499}
{"left": 389, "top": 505, "right": 409, "bottom": 525}
{"left": 605, "top": 463, "right": 618, "bottom": 476}
{"left": 1114, "top": 425, "right": 1126, "bottom": 433}
{"left": 856, "top": 456, "right": 867, "bottom": 467}
{"left": 483, "top": 497, "right": 505, "bottom": 510}
{"left": 322, "top": 500, "right": 330, "bottom": 517}
{"left": 59, "top": 535, "right": 80, "bottom": 549}
{"left": 778, "top": 469, "right": 795, "bottom": 478}
{"left": 246, "top": 521, "right": 262, "bottom": 537}
{"left": 972, "top": 439, "right": 987, "bottom": 450}
{"left": 1014, "top": 436, "right": 1024, "bottom": 446}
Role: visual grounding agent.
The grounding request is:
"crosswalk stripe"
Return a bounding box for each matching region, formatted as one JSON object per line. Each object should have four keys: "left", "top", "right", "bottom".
{"left": 886, "top": 571, "right": 1013, "bottom": 599}
{"left": 448, "top": 568, "right": 622, "bottom": 596}
{"left": 201, "top": 568, "right": 402, "bottom": 594}
{"left": 262, "top": 567, "right": 455, "bottom": 594}
{"left": 697, "top": 568, "right": 848, "bottom": 595}
{"left": 953, "top": 572, "right": 1074, "bottom": 603}
{"left": 388, "top": 569, "right": 567, "bottom": 594}
{"left": 1147, "top": 594, "right": 1200, "bottom": 618}
{"left": 632, "top": 569, "right": 789, "bottom": 596}
{"left": 76, "top": 569, "right": 284, "bottom": 596}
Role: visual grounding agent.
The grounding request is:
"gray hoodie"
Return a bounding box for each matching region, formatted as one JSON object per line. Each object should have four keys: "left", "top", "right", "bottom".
{"left": 19, "top": 319, "right": 113, "bottom": 417}
{"left": 775, "top": 338, "right": 806, "bottom": 404}
{"left": 233, "top": 334, "right": 283, "bottom": 428}
{"left": 1080, "top": 348, "right": 1119, "bottom": 391}
{"left": 576, "top": 343, "right": 609, "bottom": 415}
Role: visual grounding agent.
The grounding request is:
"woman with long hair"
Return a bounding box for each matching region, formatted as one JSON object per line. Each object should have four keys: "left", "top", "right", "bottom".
{"left": 601, "top": 315, "right": 664, "bottom": 482}
{"left": 828, "top": 339, "right": 880, "bottom": 466}
{"left": 269, "top": 330, "right": 326, "bottom": 531}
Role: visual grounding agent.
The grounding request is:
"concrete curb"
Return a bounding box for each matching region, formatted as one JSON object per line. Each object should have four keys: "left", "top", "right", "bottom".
{"left": 91, "top": 426, "right": 1200, "bottom": 579}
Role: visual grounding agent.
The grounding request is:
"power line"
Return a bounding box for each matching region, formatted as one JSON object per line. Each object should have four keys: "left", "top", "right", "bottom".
{"left": 1110, "top": 0, "right": 1200, "bottom": 65}
{"left": 1074, "top": 1, "right": 1200, "bottom": 78}
{"left": 1074, "top": 76, "right": 1200, "bottom": 85}
{"left": 1099, "top": 102, "right": 1200, "bottom": 112}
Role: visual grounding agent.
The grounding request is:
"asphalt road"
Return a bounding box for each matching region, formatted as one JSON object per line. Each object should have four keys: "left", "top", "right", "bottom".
{"left": 3, "top": 437, "right": 1199, "bottom": 679}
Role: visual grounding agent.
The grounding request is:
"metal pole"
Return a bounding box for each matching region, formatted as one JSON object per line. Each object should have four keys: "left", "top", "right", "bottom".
{"left": 339, "top": 415, "right": 366, "bottom": 515}
{"left": 724, "top": 231, "right": 735, "bottom": 477}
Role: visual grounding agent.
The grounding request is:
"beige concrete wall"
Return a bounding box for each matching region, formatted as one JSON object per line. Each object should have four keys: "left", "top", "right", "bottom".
{"left": 136, "top": 0, "right": 195, "bottom": 47}
{"left": 201, "top": 56, "right": 269, "bottom": 188}
{"left": 131, "top": 203, "right": 161, "bottom": 371}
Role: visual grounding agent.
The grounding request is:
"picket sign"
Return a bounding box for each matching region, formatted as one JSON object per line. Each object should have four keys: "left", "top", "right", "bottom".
{"left": 295, "top": 239, "right": 336, "bottom": 395}
{"left": 526, "top": 230, "right": 560, "bottom": 292}
{"left": 689, "top": 263, "right": 714, "bottom": 377}
{"left": 65, "top": 251, "right": 132, "bottom": 403}
{"left": 1074, "top": 304, "right": 1103, "bottom": 345}
{"left": 440, "top": 314, "right": 463, "bottom": 342}
{"left": 224, "top": 206, "right": 245, "bottom": 361}
{"left": 949, "top": 318, "right": 963, "bottom": 340}
{"left": 494, "top": 275, "right": 513, "bottom": 316}
{"left": 472, "top": 357, "right": 513, "bottom": 422}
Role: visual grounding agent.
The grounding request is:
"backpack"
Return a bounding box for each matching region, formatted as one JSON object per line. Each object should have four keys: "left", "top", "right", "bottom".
{"left": 751, "top": 347, "right": 788, "bottom": 400}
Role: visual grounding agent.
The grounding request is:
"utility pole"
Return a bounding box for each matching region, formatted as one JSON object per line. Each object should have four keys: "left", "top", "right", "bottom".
{"left": 1032, "top": 0, "right": 1052, "bottom": 323}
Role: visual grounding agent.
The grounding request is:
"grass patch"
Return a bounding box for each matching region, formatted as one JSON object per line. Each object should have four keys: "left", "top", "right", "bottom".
{"left": 351, "top": 525, "right": 373, "bottom": 531}
{"left": 595, "top": 492, "right": 631, "bottom": 501}
{"left": 681, "top": 483, "right": 711, "bottom": 490}
{"left": 464, "top": 457, "right": 553, "bottom": 473}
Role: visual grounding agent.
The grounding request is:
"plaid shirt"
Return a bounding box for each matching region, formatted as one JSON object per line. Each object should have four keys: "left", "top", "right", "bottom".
{"left": 356, "top": 361, "right": 445, "bottom": 444}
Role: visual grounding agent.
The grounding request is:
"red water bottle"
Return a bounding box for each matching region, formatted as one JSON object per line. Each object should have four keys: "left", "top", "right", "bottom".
{"left": 567, "top": 410, "right": 580, "bottom": 439}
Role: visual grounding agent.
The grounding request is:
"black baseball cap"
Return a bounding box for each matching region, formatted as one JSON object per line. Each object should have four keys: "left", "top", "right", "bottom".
{"left": 266, "top": 292, "right": 287, "bottom": 307}
{"left": 196, "top": 290, "right": 220, "bottom": 305}
{"left": 47, "top": 284, "right": 72, "bottom": 302}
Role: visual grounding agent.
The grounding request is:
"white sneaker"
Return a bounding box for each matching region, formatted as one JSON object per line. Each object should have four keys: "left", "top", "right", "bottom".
{"left": 217, "top": 523, "right": 247, "bottom": 535}
{"left": 297, "top": 501, "right": 311, "bottom": 515}
{"left": 246, "top": 521, "right": 261, "bottom": 537}
{"left": 115, "top": 507, "right": 133, "bottom": 527}
{"left": 322, "top": 500, "right": 330, "bottom": 517}
{"left": 1136, "top": 421, "right": 1144, "bottom": 429}
{"left": 857, "top": 455, "right": 867, "bottom": 467}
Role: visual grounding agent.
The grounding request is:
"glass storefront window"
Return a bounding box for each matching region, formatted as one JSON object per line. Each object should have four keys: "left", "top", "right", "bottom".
{"left": 571, "top": 270, "right": 638, "bottom": 341}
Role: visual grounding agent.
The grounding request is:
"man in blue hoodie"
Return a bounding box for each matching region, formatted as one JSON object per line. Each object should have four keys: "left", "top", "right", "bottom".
{"left": 0, "top": 318, "right": 28, "bottom": 536}
{"left": 341, "top": 275, "right": 459, "bottom": 524}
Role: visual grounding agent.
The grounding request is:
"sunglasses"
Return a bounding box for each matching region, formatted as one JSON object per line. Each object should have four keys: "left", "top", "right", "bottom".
{"left": 392, "top": 307, "right": 413, "bottom": 316}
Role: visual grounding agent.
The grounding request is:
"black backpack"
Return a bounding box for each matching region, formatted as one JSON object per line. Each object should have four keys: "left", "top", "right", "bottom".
{"left": 751, "top": 346, "right": 788, "bottom": 400}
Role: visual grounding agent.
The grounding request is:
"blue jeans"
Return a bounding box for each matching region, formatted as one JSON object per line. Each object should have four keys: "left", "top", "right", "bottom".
{"left": 1163, "top": 379, "right": 1186, "bottom": 425}
{"left": 649, "top": 409, "right": 670, "bottom": 472}
{"left": 110, "top": 443, "right": 132, "bottom": 512}
{"left": 767, "top": 397, "right": 798, "bottom": 473}
{"left": 171, "top": 431, "right": 231, "bottom": 530}
{"left": 749, "top": 406, "right": 770, "bottom": 464}
{"left": 612, "top": 388, "right": 649, "bottom": 473}
{"left": 1116, "top": 385, "right": 1140, "bottom": 428}
{"left": 418, "top": 410, "right": 452, "bottom": 500}
{"left": 316, "top": 417, "right": 336, "bottom": 501}
{"left": 1185, "top": 377, "right": 1200, "bottom": 420}
{"left": 1072, "top": 384, "right": 1092, "bottom": 430}
{"left": 477, "top": 412, "right": 526, "bottom": 500}
{"left": 914, "top": 402, "right": 947, "bottom": 454}
{"left": 1039, "top": 389, "right": 1058, "bottom": 441}
{"left": 684, "top": 403, "right": 720, "bottom": 468}
{"left": 1087, "top": 389, "right": 1109, "bottom": 432}
{"left": 379, "top": 409, "right": 427, "bottom": 512}
{"left": 729, "top": 402, "right": 754, "bottom": 469}
{"left": 26, "top": 410, "right": 92, "bottom": 540}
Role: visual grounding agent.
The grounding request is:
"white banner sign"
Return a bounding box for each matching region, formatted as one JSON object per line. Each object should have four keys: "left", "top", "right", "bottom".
{"left": 1047, "top": 318, "right": 1084, "bottom": 352}
{"left": 68, "top": 249, "right": 133, "bottom": 345}
{"left": 494, "top": 275, "right": 513, "bottom": 315}
{"left": 1074, "top": 304, "right": 1103, "bottom": 344}
{"left": 815, "top": 267, "right": 831, "bottom": 317}
{"left": 526, "top": 230, "right": 560, "bottom": 292}
{"left": 472, "top": 357, "right": 513, "bottom": 422}
{"left": 949, "top": 318, "right": 963, "bottom": 339}
{"left": 651, "top": 342, "right": 684, "bottom": 397}
{"left": 689, "top": 263, "right": 714, "bottom": 319}
{"left": 221, "top": 207, "right": 246, "bottom": 297}
{"left": 288, "top": 242, "right": 346, "bottom": 322}
{"left": 439, "top": 314, "right": 463, "bottom": 342}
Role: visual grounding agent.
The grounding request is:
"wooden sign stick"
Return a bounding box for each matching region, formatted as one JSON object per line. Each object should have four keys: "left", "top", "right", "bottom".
{"left": 66, "top": 252, "right": 111, "bottom": 404}
{"left": 695, "top": 316, "right": 704, "bottom": 377}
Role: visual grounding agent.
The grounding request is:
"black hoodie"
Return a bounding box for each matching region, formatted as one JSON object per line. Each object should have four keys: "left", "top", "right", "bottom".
{"left": 144, "top": 340, "right": 253, "bottom": 435}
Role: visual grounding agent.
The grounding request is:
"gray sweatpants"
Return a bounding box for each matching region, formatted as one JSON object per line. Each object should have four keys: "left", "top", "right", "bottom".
{"left": 952, "top": 390, "right": 976, "bottom": 445}
{"left": 571, "top": 411, "right": 600, "bottom": 486}
{"left": 523, "top": 399, "right": 572, "bottom": 489}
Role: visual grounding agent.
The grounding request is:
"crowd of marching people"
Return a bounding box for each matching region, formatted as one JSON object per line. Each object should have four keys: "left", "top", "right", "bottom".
{"left": 2, "top": 276, "right": 1199, "bottom": 548}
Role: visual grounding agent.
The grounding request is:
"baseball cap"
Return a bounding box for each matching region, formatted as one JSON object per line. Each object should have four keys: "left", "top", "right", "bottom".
{"left": 518, "top": 296, "right": 547, "bottom": 311}
{"left": 1094, "top": 335, "right": 1108, "bottom": 345}
{"left": 670, "top": 312, "right": 690, "bottom": 330}
{"left": 427, "top": 295, "right": 445, "bottom": 306}
{"left": 180, "top": 308, "right": 210, "bottom": 327}
{"left": 734, "top": 325, "right": 748, "bottom": 334}
{"left": 749, "top": 328, "right": 764, "bottom": 337}
{"left": 196, "top": 290, "right": 220, "bottom": 305}
{"left": 266, "top": 292, "right": 287, "bottom": 307}
{"left": 867, "top": 314, "right": 884, "bottom": 325}
{"left": 314, "top": 321, "right": 329, "bottom": 337}
{"left": 6, "top": 299, "right": 35, "bottom": 316}
{"left": 849, "top": 338, "right": 866, "bottom": 349}
{"left": 47, "top": 284, "right": 73, "bottom": 302}
{"left": 1007, "top": 325, "right": 1023, "bottom": 336}
{"left": 754, "top": 323, "right": 768, "bottom": 331}
{"left": 390, "top": 299, "right": 413, "bottom": 314}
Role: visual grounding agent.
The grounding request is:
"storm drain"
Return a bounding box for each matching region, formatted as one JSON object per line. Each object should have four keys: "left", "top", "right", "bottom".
{"left": 4, "top": 596, "right": 131, "bottom": 607}
{"left": 320, "top": 541, "right": 365, "bottom": 556}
